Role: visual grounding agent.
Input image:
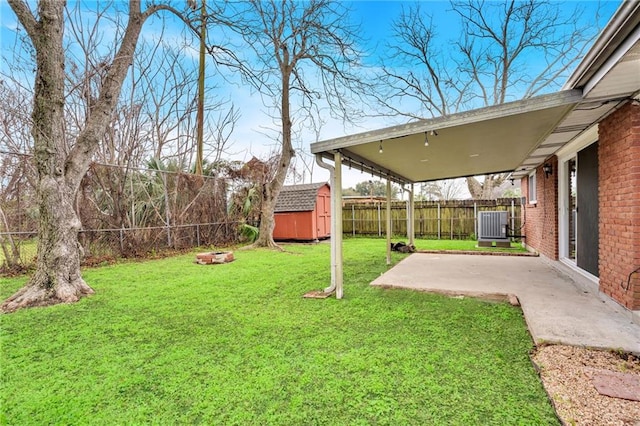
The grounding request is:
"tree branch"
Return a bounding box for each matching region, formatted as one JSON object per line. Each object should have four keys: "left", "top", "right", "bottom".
{"left": 7, "top": 0, "right": 38, "bottom": 42}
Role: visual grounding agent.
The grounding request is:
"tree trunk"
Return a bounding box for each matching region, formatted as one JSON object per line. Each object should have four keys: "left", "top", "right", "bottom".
{"left": 251, "top": 142, "right": 293, "bottom": 249}
{"left": 3, "top": 0, "right": 153, "bottom": 312}
{"left": 466, "top": 176, "right": 484, "bottom": 199}
{"left": 253, "top": 189, "right": 280, "bottom": 249}
{"left": 466, "top": 174, "right": 507, "bottom": 199}
{"left": 1, "top": 176, "right": 94, "bottom": 312}
{"left": 251, "top": 52, "right": 294, "bottom": 250}
{"left": 0, "top": 0, "right": 94, "bottom": 313}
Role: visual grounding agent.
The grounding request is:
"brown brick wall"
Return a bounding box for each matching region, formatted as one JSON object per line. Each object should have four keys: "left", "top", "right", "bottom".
{"left": 598, "top": 102, "right": 640, "bottom": 310}
{"left": 522, "top": 156, "right": 559, "bottom": 260}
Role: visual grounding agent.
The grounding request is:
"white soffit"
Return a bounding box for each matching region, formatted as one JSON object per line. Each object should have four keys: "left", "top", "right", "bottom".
{"left": 512, "top": 100, "right": 620, "bottom": 179}
{"left": 556, "top": 125, "right": 599, "bottom": 160}
{"left": 584, "top": 29, "right": 640, "bottom": 99}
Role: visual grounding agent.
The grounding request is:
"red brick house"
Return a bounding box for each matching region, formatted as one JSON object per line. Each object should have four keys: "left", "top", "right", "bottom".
{"left": 521, "top": 95, "right": 640, "bottom": 311}
{"left": 519, "top": 5, "right": 640, "bottom": 314}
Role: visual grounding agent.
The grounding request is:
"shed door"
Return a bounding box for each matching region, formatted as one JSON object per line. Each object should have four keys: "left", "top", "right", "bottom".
{"left": 576, "top": 142, "right": 599, "bottom": 277}
{"left": 317, "top": 193, "right": 330, "bottom": 237}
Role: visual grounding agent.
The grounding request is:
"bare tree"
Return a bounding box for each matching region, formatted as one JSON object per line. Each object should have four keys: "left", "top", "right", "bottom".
{"left": 0, "top": 81, "right": 38, "bottom": 269}
{"left": 418, "top": 179, "right": 466, "bottom": 201}
{"left": 351, "top": 180, "right": 400, "bottom": 199}
{"left": 380, "top": 0, "right": 604, "bottom": 198}
{"left": 229, "top": 0, "right": 368, "bottom": 248}
{"left": 1, "top": 0, "right": 192, "bottom": 313}
{"left": 289, "top": 117, "right": 327, "bottom": 185}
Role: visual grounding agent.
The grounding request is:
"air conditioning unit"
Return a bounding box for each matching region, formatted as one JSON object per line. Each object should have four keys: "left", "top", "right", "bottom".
{"left": 478, "top": 211, "right": 509, "bottom": 242}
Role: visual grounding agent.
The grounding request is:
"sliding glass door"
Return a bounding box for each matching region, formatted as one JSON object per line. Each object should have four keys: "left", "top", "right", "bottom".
{"left": 559, "top": 142, "right": 599, "bottom": 277}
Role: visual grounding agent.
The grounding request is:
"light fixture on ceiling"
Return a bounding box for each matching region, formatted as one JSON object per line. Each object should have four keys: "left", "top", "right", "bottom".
{"left": 378, "top": 140, "right": 383, "bottom": 154}
{"left": 430, "top": 130, "right": 438, "bottom": 136}
{"left": 424, "top": 132, "right": 429, "bottom": 147}
{"left": 543, "top": 163, "right": 553, "bottom": 178}
{"left": 510, "top": 178, "right": 515, "bottom": 186}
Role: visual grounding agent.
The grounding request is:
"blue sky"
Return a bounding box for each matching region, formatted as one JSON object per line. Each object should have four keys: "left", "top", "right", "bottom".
{"left": 0, "top": 0, "right": 621, "bottom": 188}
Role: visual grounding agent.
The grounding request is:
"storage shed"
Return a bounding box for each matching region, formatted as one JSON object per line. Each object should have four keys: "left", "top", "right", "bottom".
{"left": 273, "top": 183, "right": 330, "bottom": 241}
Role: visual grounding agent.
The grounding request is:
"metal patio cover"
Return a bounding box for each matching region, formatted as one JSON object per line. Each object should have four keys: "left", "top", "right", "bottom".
{"left": 311, "top": 90, "right": 591, "bottom": 184}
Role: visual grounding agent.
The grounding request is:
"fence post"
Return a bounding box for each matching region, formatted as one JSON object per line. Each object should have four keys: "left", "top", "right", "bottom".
{"left": 450, "top": 214, "right": 454, "bottom": 239}
{"left": 119, "top": 228, "right": 124, "bottom": 253}
{"left": 352, "top": 204, "right": 355, "bottom": 236}
{"left": 377, "top": 203, "right": 381, "bottom": 237}
{"left": 161, "top": 171, "right": 172, "bottom": 248}
{"left": 511, "top": 199, "right": 515, "bottom": 240}
{"left": 196, "top": 224, "right": 201, "bottom": 247}
{"left": 437, "top": 202, "right": 441, "bottom": 240}
{"left": 473, "top": 202, "right": 477, "bottom": 239}
{"left": 130, "top": 172, "right": 136, "bottom": 228}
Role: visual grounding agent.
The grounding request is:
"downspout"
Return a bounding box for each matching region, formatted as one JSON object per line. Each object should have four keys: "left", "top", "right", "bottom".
{"left": 315, "top": 153, "right": 343, "bottom": 298}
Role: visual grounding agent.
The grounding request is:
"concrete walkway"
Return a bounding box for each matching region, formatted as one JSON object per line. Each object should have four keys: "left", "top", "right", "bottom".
{"left": 371, "top": 253, "right": 640, "bottom": 355}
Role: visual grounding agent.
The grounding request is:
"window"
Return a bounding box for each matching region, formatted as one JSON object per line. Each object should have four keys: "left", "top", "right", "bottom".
{"left": 528, "top": 171, "right": 537, "bottom": 203}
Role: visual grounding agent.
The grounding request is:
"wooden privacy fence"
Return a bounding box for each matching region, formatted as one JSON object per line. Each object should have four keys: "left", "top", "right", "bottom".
{"left": 342, "top": 199, "right": 523, "bottom": 240}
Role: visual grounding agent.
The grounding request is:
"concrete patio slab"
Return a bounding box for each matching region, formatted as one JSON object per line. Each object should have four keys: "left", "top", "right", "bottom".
{"left": 371, "top": 253, "right": 640, "bottom": 355}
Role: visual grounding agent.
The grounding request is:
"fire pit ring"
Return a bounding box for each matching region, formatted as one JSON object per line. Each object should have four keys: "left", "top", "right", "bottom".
{"left": 195, "top": 251, "right": 234, "bottom": 265}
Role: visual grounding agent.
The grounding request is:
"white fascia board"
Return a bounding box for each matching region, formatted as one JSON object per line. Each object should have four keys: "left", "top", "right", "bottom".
{"left": 563, "top": 1, "right": 640, "bottom": 90}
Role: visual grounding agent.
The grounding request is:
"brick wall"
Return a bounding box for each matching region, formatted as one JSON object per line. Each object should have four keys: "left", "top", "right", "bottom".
{"left": 522, "top": 156, "right": 559, "bottom": 260}
{"left": 598, "top": 101, "right": 640, "bottom": 310}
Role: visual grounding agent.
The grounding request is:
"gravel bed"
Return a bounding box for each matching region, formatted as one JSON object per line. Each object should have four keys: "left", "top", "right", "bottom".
{"left": 532, "top": 345, "right": 640, "bottom": 426}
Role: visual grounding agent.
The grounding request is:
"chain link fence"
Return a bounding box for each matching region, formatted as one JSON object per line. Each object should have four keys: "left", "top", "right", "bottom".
{"left": 1, "top": 220, "right": 242, "bottom": 271}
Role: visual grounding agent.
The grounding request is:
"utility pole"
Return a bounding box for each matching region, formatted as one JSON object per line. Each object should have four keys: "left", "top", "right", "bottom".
{"left": 195, "top": 0, "right": 206, "bottom": 176}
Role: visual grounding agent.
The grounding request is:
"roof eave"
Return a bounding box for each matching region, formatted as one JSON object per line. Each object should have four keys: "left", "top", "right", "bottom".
{"left": 563, "top": 1, "right": 640, "bottom": 90}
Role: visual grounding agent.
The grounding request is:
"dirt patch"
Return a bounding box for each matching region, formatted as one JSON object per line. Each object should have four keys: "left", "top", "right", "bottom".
{"left": 532, "top": 345, "right": 640, "bottom": 425}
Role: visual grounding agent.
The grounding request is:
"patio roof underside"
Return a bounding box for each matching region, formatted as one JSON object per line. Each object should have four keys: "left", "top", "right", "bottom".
{"left": 310, "top": 27, "right": 640, "bottom": 185}
{"left": 312, "top": 91, "right": 606, "bottom": 185}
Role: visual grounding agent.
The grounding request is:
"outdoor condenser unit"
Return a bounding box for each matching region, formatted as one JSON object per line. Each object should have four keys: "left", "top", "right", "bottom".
{"left": 477, "top": 211, "right": 509, "bottom": 242}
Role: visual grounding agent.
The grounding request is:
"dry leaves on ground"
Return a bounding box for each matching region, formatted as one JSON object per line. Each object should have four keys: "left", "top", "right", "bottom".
{"left": 532, "top": 345, "right": 640, "bottom": 426}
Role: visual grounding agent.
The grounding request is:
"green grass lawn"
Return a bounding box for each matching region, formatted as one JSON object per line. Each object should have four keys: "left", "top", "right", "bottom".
{"left": 0, "top": 238, "right": 37, "bottom": 267}
{"left": 0, "top": 239, "right": 557, "bottom": 425}
{"left": 344, "top": 236, "right": 527, "bottom": 253}
{"left": 412, "top": 238, "right": 528, "bottom": 253}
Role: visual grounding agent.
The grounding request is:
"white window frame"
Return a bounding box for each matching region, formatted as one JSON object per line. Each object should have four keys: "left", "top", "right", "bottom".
{"left": 528, "top": 171, "right": 537, "bottom": 204}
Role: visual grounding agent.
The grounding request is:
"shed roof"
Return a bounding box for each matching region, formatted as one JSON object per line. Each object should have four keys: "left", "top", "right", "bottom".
{"left": 275, "top": 182, "right": 328, "bottom": 213}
